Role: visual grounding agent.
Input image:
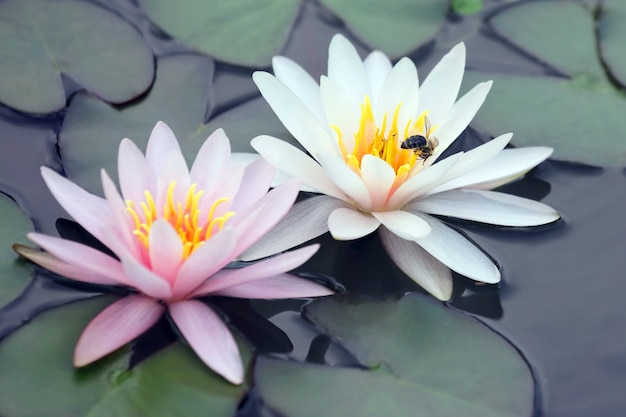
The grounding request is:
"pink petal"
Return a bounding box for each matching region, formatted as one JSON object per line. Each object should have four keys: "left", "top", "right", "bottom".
{"left": 378, "top": 227, "right": 453, "bottom": 301}
{"left": 100, "top": 169, "right": 140, "bottom": 259}
{"left": 74, "top": 295, "right": 164, "bottom": 366}
{"left": 190, "top": 128, "right": 231, "bottom": 192}
{"left": 26, "top": 233, "right": 127, "bottom": 285}
{"left": 172, "top": 229, "right": 237, "bottom": 300}
{"left": 240, "top": 195, "right": 344, "bottom": 261}
{"left": 230, "top": 158, "right": 275, "bottom": 215}
{"left": 41, "top": 167, "right": 117, "bottom": 250}
{"left": 192, "top": 245, "right": 319, "bottom": 297}
{"left": 145, "top": 121, "right": 183, "bottom": 173}
{"left": 148, "top": 220, "right": 183, "bottom": 284}
{"left": 120, "top": 255, "right": 173, "bottom": 300}
{"left": 328, "top": 207, "right": 381, "bottom": 240}
{"left": 169, "top": 300, "right": 244, "bottom": 384}
{"left": 14, "top": 244, "right": 122, "bottom": 286}
{"left": 117, "top": 138, "right": 156, "bottom": 204}
{"left": 213, "top": 273, "right": 334, "bottom": 299}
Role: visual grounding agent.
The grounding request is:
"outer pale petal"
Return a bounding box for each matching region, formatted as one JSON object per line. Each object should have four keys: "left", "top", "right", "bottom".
{"left": 327, "top": 34, "right": 370, "bottom": 103}
{"left": 192, "top": 245, "right": 319, "bottom": 296}
{"left": 240, "top": 195, "right": 345, "bottom": 261}
{"left": 253, "top": 71, "right": 336, "bottom": 158}
{"left": 433, "top": 147, "right": 554, "bottom": 193}
{"left": 214, "top": 273, "right": 334, "bottom": 299}
{"left": 328, "top": 207, "right": 381, "bottom": 240}
{"left": 101, "top": 169, "right": 140, "bottom": 259}
{"left": 26, "top": 233, "right": 127, "bottom": 285}
{"left": 379, "top": 227, "right": 452, "bottom": 301}
{"left": 230, "top": 158, "right": 275, "bottom": 214}
{"left": 251, "top": 135, "right": 348, "bottom": 201}
{"left": 430, "top": 81, "right": 493, "bottom": 159}
{"left": 145, "top": 121, "right": 183, "bottom": 173}
{"left": 169, "top": 300, "right": 244, "bottom": 385}
{"left": 375, "top": 57, "right": 419, "bottom": 130}
{"left": 364, "top": 50, "right": 392, "bottom": 104}
{"left": 411, "top": 214, "right": 500, "bottom": 284}
{"left": 41, "top": 167, "right": 117, "bottom": 250}
{"left": 273, "top": 56, "right": 327, "bottom": 125}
{"left": 14, "top": 244, "right": 122, "bottom": 286}
{"left": 189, "top": 128, "right": 231, "bottom": 193}
{"left": 317, "top": 152, "right": 372, "bottom": 211}
{"left": 74, "top": 295, "right": 164, "bottom": 366}
{"left": 320, "top": 76, "right": 361, "bottom": 151}
{"left": 148, "top": 220, "right": 183, "bottom": 284}
{"left": 372, "top": 210, "right": 431, "bottom": 241}
{"left": 117, "top": 138, "right": 155, "bottom": 204}
{"left": 413, "top": 189, "right": 559, "bottom": 226}
{"left": 418, "top": 43, "right": 466, "bottom": 123}
{"left": 121, "top": 255, "right": 173, "bottom": 300}
{"left": 172, "top": 229, "right": 237, "bottom": 300}
{"left": 361, "top": 155, "right": 396, "bottom": 209}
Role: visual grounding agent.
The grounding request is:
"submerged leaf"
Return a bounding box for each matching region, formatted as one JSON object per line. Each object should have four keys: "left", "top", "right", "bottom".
{"left": 318, "top": 0, "right": 447, "bottom": 58}
{"left": 138, "top": 0, "right": 301, "bottom": 67}
{"left": 464, "top": 0, "right": 626, "bottom": 166}
{"left": 599, "top": 0, "right": 626, "bottom": 87}
{"left": 256, "top": 294, "right": 533, "bottom": 417}
{"left": 0, "top": 0, "right": 154, "bottom": 114}
{"left": 0, "top": 193, "right": 33, "bottom": 308}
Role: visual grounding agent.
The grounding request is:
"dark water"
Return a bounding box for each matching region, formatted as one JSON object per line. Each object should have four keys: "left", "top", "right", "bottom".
{"left": 0, "top": 0, "right": 624, "bottom": 416}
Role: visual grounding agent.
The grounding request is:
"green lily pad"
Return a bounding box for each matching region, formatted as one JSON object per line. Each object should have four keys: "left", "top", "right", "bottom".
{"left": 60, "top": 54, "right": 292, "bottom": 195}
{"left": 0, "top": 193, "right": 33, "bottom": 308}
{"left": 318, "top": 0, "right": 447, "bottom": 58}
{"left": 256, "top": 294, "right": 533, "bottom": 417}
{"left": 0, "top": 296, "right": 248, "bottom": 417}
{"left": 599, "top": 0, "right": 626, "bottom": 87}
{"left": 137, "top": 0, "right": 301, "bottom": 67}
{"left": 463, "top": 0, "right": 626, "bottom": 167}
{"left": 0, "top": 0, "right": 154, "bottom": 114}
{"left": 452, "top": 0, "right": 484, "bottom": 15}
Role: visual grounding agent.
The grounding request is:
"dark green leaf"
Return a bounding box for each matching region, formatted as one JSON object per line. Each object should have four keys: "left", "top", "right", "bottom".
{"left": 256, "top": 294, "right": 533, "bottom": 417}
{"left": 138, "top": 0, "right": 301, "bottom": 67}
{"left": 0, "top": 0, "right": 154, "bottom": 114}
{"left": 452, "top": 0, "right": 483, "bottom": 15}
{"left": 599, "top": 0, "right": 626, "bottom": 87}
{"left": 0, "top": 193, "right": 33, "bottom": 308}
{"left": 319, "top": 0, "right": 447, "bottom": 58}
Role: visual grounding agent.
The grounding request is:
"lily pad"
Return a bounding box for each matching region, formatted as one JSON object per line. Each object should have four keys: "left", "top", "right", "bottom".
{"left": 452, "top": 0, "right": 484, "bottom": 15}
{"left": 0, "top": 0, "right": 154, "bottom": 114}
{"left": 0, "top": 296, "right": 248, "bottom": 417}
{"left": 256, "top": 294, "right": 533, "bottom": 417}
{"left": 463, "top": 0, "right": 626, "bottom": 167}
{"left": 60, "top": 54, "right": 292, "bottom": 194}
{"left": 318, "top": 0, "right": 447, "bottom": 58}
{"left": 0, "top": 193, "right": 33, "bottom": 308}
{"left": 137, "top": 0, "right": 301, "bottom": 67}
{"left": 599, "top": 0, "right": 626, "bottom": 87}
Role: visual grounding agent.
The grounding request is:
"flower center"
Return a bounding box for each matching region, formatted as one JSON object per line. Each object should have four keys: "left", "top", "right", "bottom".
{"left": 126, "top": 181, "right": 235, "bottom": 259}
{"left": 332, "top": 96, "right": 436, "bottom": 186}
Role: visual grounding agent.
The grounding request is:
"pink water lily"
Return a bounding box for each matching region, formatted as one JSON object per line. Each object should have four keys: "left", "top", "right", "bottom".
{"left": 15, "top": 122, "right": 332, "bottom": 384}
{"left": 245, "top": 34, "right": 560, "bottom": 300}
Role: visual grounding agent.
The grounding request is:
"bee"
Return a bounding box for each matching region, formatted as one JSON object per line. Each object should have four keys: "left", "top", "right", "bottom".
{"left": 400, "top": 117, "right": 439, "bottom": 160}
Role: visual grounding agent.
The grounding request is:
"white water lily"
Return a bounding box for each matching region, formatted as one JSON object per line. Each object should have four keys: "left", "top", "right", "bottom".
{"left": 244, "top": 34, "right": 560, "bottom": 301}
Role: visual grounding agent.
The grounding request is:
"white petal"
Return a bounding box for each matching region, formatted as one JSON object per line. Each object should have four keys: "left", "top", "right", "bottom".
{"left": 253, "top": 71, "right": 336, "bottom": 158}
{"left": 327, "top": 34, "right": 369, "bottom": 103}
{"left": 372, "top": 210, "right": 431, "bottom": 241}
{"left": 434, "top": 147, "right": 554, "bottom": 193}
{"left": 414, "top": 189, "right": 559, "bottom": 226}
{"left": 317, "top": 152, "right": 372, "bottom": 211}
{"left": 375, "top": 57, "right": 419, "bottom": 130}
{"left": 378, "top": 227, "right": 452, "bottom": 300}
{"left": 364, "top": 50, "right": 392, "bottom": 104}
{"left": 320, "top": 75, "right": 361, "bottom": 151}
{"left": 361, "top": 155, "right": 396, "bottom": 210}
{"left": 251, "top": 135, "right": 348, "bottom": 201}
{"left": 418, "top": 43, "right": 466, "bottom": 123}
{"left": 273, "top": 56, "right": 327, "bottom": 125}
{"left": 240, "top": 196, "right": 345, "bottom": 261}
{"left": 169, "top": 301, "right": 244, "bottom": 384}
{"left": 410, "top": 214, "right": 500, "bottom": 284}
{"left": 430, "top": 81, "right": 492, "bottom": 159}
{"left": 328, "top": 207, "right": 381, "bottom": 240}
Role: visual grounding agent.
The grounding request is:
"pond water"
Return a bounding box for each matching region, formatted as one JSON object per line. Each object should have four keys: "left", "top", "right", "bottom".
{"left": 0, "top": 0, "right": 625, "bottom": 416}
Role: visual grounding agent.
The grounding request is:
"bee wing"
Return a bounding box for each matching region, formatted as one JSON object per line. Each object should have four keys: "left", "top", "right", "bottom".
{"left": 431, "top": 136, "right": 439, "bottom": 147}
